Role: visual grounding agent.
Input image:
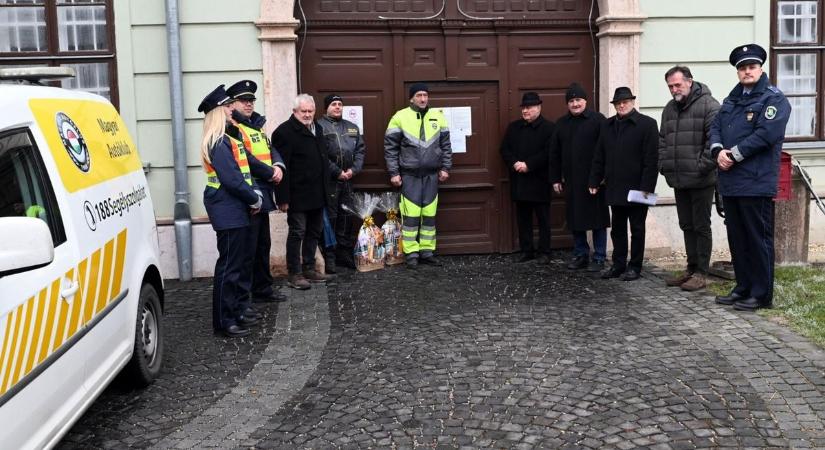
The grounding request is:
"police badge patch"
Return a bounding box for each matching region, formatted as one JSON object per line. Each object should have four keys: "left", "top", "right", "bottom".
{"left": 765, "top": 106, "right": 777, "bottom": 120}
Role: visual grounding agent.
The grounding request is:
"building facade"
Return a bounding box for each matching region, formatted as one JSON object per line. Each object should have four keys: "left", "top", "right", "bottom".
{"left": 2, "top": 0, "right": 822, "bottom": 278}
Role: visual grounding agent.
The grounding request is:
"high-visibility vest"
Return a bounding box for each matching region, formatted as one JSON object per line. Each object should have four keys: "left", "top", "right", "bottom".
{"left": 205, "top": 135, "right": 252, "bottom": 189}
{"left": 237, "top": 123, "right": 272, "bottom": 166}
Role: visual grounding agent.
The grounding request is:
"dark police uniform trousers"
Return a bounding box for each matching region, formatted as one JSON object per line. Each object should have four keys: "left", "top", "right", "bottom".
{"left": 212, "top": 228, "right": 254, "bottom": 330}
{"left": 724, "top": 196, "right": 775, "bottom": 303}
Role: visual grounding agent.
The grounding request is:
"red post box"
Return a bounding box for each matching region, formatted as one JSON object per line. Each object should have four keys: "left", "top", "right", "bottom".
{"left": 775, "top": 151, "right": 792, "bottom": 201}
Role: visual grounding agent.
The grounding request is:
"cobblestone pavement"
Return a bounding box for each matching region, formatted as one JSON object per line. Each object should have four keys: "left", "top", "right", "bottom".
{"left": 58, "top": 255, "right": 825, "bottom": 449}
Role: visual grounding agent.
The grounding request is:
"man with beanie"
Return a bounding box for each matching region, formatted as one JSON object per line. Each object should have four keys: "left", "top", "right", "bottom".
{"left": 549, "top": 83, "right": 610, "bottom": 272}
{"left": 226, "top": 80, "right": 287, "bottom": 306}
{"left": 589, "top": 87, "right": 659, "bottom": 281}
{"left": 658, "top": 67, "right": 720, "bottom": 291}
{"left": 384, "top": 82, "right": 452, "bottom": 268}
{"left": 500, "top": 92, "right": 556, "bottom": 264}
{"left": 318, "top": 94, "right": 365, "bottom": 273}
{"left": 710, "top": 44, "right": 791, "bottom": 311}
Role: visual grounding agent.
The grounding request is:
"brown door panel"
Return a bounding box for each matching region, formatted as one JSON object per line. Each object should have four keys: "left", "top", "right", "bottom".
{"left": 434, "top": 188, "right": 496, "bottom": 254}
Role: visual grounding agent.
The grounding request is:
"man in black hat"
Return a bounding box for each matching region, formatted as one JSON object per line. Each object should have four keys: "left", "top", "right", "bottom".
{"left": 318, "top": 93, "right": 365, "bottom": 273}
{"left": 226, "top": 80, "right": 287, "bottom": 306}
{"left": 384, "top": 82, "right": 452, "bottom": 268}
{"left": 500, "top": 91, "right": 556, "bottom": 263}
{"left": 589, "top": 87, "right": 659, "bottom": 281}
{"left": 549, "top": 83, "right": 609, "bottom": 271}
{"left": 710, "top": 43, "right": 791, "bottom": 311}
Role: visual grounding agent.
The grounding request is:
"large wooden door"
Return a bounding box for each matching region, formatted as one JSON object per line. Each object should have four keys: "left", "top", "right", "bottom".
{"left": 425, "top": 82, "right": 500, "bottom": 253}
{"left": 295, "top": 1, "right": 597, "bottom": 254}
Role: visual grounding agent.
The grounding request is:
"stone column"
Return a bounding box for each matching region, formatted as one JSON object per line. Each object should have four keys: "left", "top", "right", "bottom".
{"left": 596, "top": 0, "right": 646, "bottom": 114}
{"left": 256, "top": 1, "right": 300, "bottom": 277}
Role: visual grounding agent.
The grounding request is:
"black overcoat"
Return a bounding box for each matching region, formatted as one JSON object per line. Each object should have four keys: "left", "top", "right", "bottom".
{"left": 500, "top": 115, "right": 555, "bottom": 203}
{"left": 272, "top": 115, "right": 332, "bottom": 212}
{"left": 549, "top": 109, "right": 610, "bottom": 231}
{"left": 588, "top": 109, "right": 659, "bottom": 206}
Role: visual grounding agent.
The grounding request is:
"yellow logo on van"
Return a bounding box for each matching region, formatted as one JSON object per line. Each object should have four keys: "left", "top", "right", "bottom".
{"left": 29, "top": 99, "right": 142, "bottom": 193}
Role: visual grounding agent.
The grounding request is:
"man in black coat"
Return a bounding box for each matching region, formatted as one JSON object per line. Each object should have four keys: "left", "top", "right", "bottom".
{"left": 500, "top": 92, "right": 556, "bottom": 263}
{"left": 273, "top": 94, "right": 332, "bottom": 290}
{"left": 550, "top": 83, "right": 610, "bottom": 272}
{"left": 589, "top": 87, "right": 659, "bottom": 281}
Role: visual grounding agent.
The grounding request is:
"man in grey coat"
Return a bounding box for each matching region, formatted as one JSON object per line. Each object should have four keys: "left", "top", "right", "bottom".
{"left": 658, "top": 66, "right": 720, "bottom": 291}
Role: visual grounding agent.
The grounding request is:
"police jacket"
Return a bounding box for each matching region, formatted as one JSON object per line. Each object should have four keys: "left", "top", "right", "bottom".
{"left": 710, "top": 73, "right": 791, "bottom": 197}
{"left": 203, "top": 133, "right": 270, "bottom": 231}
{"left": 658, "top": 81, "right": 720, "bottom": 189}
{"left": 500, "top": 114, "right": 555, "bottom": 203}
{"left": 384, "top": 105, "right": 452, "bottom": 177}
{"left": 319, "top": 115, "right": 365, "bottom": 179}
{"left": 233, "top": 111, "right": 285, "bottom": 213}
{"left": 271, "top": 115, "right": 331, "bottom": 212}
{"left": 589, "top": 109, "right": 659, "bottom": 206}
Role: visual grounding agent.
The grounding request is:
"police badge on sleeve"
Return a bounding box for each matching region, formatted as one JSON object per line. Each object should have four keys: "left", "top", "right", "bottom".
{"left": 765, "top": 106, "right": 777, "bottom": 120}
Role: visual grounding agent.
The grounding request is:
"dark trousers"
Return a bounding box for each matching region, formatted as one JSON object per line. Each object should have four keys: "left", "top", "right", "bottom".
{"left": 286, "top": 208, "right": 324, "bottom": 275}
{"left": 516, "top": 201, "right": 551, "bottom": 255}
{"left": 212, "top": 226, "right": 253, "bottom": 331}
{"left": 723, "top": 196, "right": 775, "bottom": 304}
{"left": 573, "top": 229, "right": 607, "bottom": 262}
{"left": 321, "top": 182, "right": 354, "bottom": 259}
{"left": 610, "top": 204, "right": 648, "bottom": 272}
{"left": 674, "top": 186, "right": 714, "bottom": 274}
{"left": 249, "top": 212, "right": 273, "bottom": 299}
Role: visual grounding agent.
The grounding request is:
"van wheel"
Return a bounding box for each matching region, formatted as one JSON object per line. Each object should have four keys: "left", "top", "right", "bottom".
{"left": 125, "top": 283, "right": 163, "bottom": 386}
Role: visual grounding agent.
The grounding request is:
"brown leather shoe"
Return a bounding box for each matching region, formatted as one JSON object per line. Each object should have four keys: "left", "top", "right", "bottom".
{"left": 665, "top": 270, "right": 693, "bottom": 287}
{"left": 303, "top": 269, "right": 331, "bottom": 283}
{"left": 287, "top": 274, "right": 311, "bottom": 290}
{"left": 680, "top": 274, "right": 707, "bottom": 291}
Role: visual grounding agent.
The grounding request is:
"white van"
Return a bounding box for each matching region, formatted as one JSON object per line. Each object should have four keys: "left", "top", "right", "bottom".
{"left": 0, "top": 68, "right": 164, "bottom": 449}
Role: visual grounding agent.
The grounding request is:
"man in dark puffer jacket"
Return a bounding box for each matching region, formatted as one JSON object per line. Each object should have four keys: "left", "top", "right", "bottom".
{"left": 658, "top": 66, "right": 720, "bottom": 291}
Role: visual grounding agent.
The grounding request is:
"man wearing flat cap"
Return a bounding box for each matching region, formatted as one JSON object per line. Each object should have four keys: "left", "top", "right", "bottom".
{"left": 384, "top": 82, "right": 452, "bottom": 268}
{"left": 710, "top": 43, "right": 791, "bottom": 312}
{"left": 226, "top": 79, "right": 287, "bottom": 306}
{"left": 319, "top": 94, "right": 365, "bottom": 272}
{"left": 500, "top": 91, "right": 556, "bottom": 264}
{"left": 589, "top": 87, "right": 659, "bottom": 281}
{"left": 549, "top": 83, "right": 609, "bottom": 272}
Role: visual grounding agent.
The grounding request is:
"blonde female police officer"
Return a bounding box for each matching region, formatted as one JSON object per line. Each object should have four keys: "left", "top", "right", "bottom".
{"left": 198, "top": 85, "right": 276, "bottom": 338}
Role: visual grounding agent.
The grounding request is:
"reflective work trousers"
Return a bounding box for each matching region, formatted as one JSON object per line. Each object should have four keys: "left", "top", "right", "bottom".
{"left": 399, "top": 173, "right": 439, "bottom": 259}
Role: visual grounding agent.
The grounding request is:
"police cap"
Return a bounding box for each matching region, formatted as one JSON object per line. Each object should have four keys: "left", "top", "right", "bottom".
{"left": 729, "top": 44, "right": 767, "bottom": 68}
{"left": 226, "top": 80, "right": 257, "bottom": 100}
{"left": 198, "top": 84, "right": 232, "bottom": 114}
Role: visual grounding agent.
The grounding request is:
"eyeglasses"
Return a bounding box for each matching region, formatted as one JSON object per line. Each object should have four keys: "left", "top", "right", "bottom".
{"left": 237, "top": 99, "right": 255, "bottom": 104}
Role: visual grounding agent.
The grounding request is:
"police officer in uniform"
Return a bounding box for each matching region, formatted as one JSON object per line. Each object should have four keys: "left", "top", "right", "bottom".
{"left": 199, "top": 85, "right": 272, "bottom": 337}
{"left": 384, "top": 82, "right": 452, "bottom": 268}
{"left": 226, "top": 80, "right": 287, "bottom": 305}
{"left": 711, "top": 44, "right": 791, "bottom": 311}
{"left": 319, "top": 94, "right": 365, "bottom": 272}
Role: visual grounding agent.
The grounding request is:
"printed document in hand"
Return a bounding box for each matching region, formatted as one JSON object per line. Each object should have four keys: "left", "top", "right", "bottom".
{"left": 627, "top": 190, "right": 657, "bottom": 206}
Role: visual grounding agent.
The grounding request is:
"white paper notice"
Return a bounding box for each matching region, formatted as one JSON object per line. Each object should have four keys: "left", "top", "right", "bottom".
{"left": 342, "top": 105, "right": 364, "bottom": 133}
{"left": 627, "top": 190, "right": 658, "bottom": 206}
{"left": 439, "top": 107, "right": 472, "bottom": 154}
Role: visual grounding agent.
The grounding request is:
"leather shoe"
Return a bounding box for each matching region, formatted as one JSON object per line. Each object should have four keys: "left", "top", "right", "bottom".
{"left": 253, "top": 292, "right": 287, "bottom": 303}
{"left": 517, "top": 254, "right": 535, "bottom": 263}
{"left": 221, "top": 324, "right": 250, "bottom": 338}
{"left": 587, "top": 260, "right": 605, "bottom": 272}
{"left": 420, "top": 255, "right": 442, "bottom": 266}
{"left": 237, "top": 315, "right": 259, "bottom": 327}
{"left": 243, "top": 308, "right": 261, "bottom": 319}
{"left": 600, "top": 266, "right": 624, "bottom": 279}
{"left": 567, "top": 256, "right": 589, "bottom": 270}
{"left": 715, "top": 292, "right": 745, "bottom": 306}
{"left": 733, "top": 297, "right": 767, "bottom": 311}
{"left": 406, "top": 258, "right": 419, "bottom": 269}
{"left": 621, "top": 270, "right": 641, "bottom": 281}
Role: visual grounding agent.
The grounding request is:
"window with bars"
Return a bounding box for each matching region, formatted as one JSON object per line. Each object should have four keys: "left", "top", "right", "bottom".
{"left": 773, "top": 0, "right": 823, "bottom": 140}
{"left": 0, "top": 0, "right": 117, "bottom": 107}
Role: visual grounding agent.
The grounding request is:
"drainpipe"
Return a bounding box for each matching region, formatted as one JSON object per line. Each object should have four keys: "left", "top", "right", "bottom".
{"left": 165, "top": 0, "right": 192, "bottom": 281}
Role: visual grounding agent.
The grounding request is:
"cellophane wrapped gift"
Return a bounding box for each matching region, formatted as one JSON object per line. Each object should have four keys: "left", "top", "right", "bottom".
{"left": 377, "top": 192, "right": 404, "bottom": 265}
{"left": 343, "top": 192, "right": 385, "bottom": 272}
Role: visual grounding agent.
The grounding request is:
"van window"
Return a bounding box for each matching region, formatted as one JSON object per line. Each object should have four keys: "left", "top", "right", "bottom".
{"left": 0, "top": 129, "right": 66, "bottom": 246}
